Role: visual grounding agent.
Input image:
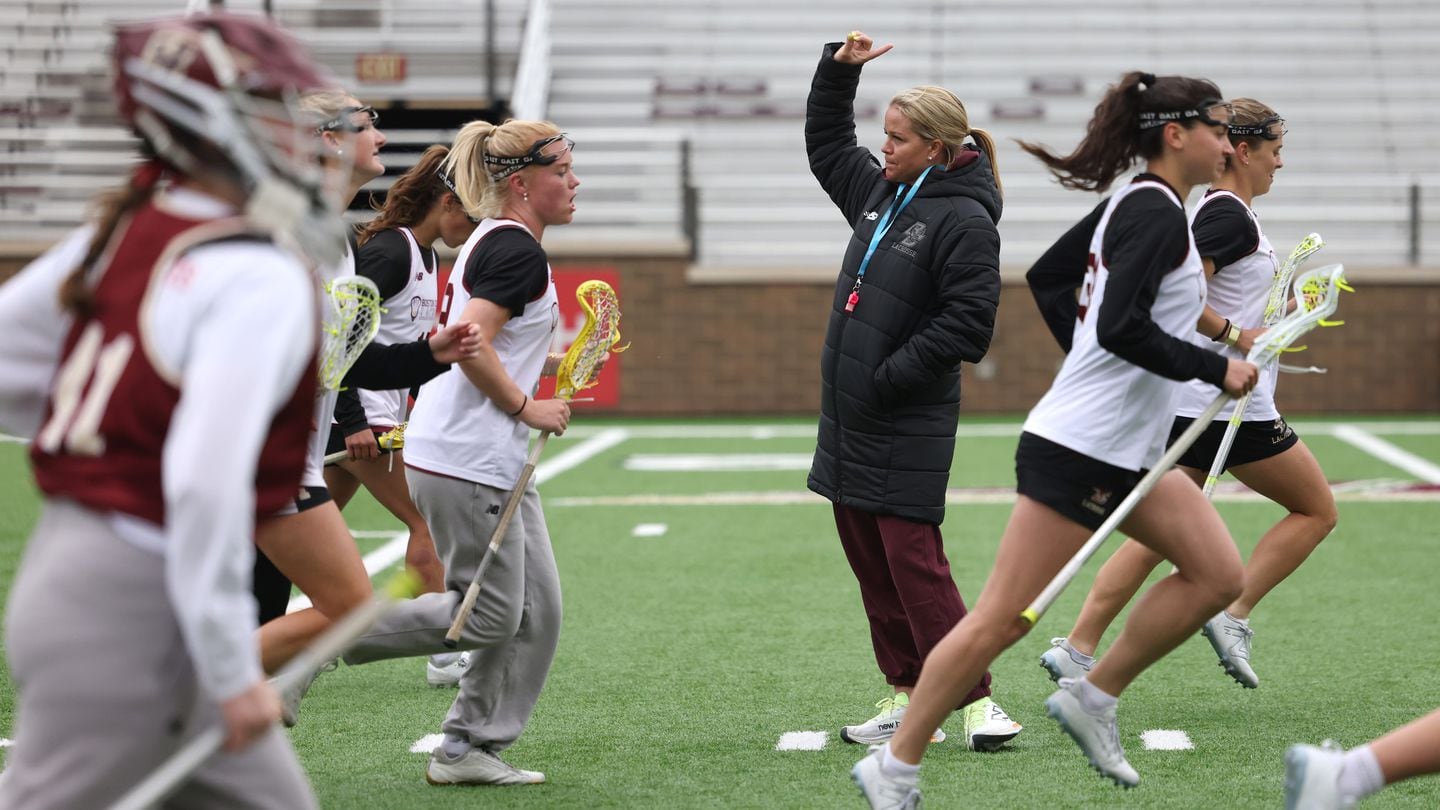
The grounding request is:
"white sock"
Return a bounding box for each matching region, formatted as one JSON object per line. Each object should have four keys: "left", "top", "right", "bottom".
{"left": 1076, "top": 677, "right": 1119, "bottom": 713}
{"left": 1223, "top": 610, "right": 1250, "bottom": 626}
{"left": 1338, "top": 744, "right": 1385, "bottom": 802}
{"left": 1066, "top": 641, "right": 1096, "bottom": 666}
{"left": 440, "top": 733, "right": 471, "bottom": 759}
{"left": 879, "top": 743, "right": 920, "bottom": 779}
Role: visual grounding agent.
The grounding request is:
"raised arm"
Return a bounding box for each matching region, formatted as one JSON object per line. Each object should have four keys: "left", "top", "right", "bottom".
{"left": 805, "top": 32, "right": 892, "bottom": 222}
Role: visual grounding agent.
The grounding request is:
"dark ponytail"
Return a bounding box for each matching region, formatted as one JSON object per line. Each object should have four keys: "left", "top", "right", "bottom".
{"left": 1019, "top": 71, "right": 1222, "bottom": 192}
{"left": 356, "top": 144, "right": 451, "bottom": 247}
{"left": 60, "top": 159, "right": 166, "bottom": 316}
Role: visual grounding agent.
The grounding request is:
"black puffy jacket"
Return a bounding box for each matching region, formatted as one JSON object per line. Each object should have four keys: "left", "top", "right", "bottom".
{"left": 804, "top": 44, "right": 1002, "bottom": 526}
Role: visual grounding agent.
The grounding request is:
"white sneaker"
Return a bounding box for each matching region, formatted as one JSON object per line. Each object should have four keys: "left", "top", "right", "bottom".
{"left": 851, "top": 746, "right": 921, "bottom": 810}
{"left": 839, "top": 693, "right": 945, "bottom": 745}
{"left": 961, "top": 696, "right": 1022, "bottom": 752}
{"left": 1039, "top": 637, "right": 1094, "bottom": 684}
{"left": 426, "top": 651, "right": 471, "bottom": 688}
{"left": 275, "top": 658, "right": 337, "bottom": 728}
{"left": 1044, "top": 680, "right": 1139, "bottom": 788}
{"left": 1284, "top": 742, "right": 1354, "bottom": 809}
{"left": 1201, "top": 612, "right": 1259, "bottom": 688}
{"left": 425, "top": 746, "right": 546, "bottom": 786}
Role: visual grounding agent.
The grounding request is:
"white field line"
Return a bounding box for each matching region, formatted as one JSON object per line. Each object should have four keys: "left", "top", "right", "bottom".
{"left": 287, "top": 429, "right": 631, "bottom": 612}
{"left": 776, "top": 731, "right": 828, "bottom": 751}
{"left": 1140, "top": 730, "right": 1193, "bottom": 750}
{"left": 410, "top": 733, "right": 446, "bottom": 754}
{"left": 1331, "top": 425, "right": 1440, "bottom": 483}
{"left": 625, "top": 453, "right": 812, "bottom": 472}
{"left": 0, "top": 738, "right": 11, "bottom": 747}
{"left": 559, "top": 421, "right": 1440, "bottom": 440}
{"left": 548, "top": 479, "right": 1440, "bottom": 509}
{"left": 632, "top": 523, "right": 668, "bottom": 537}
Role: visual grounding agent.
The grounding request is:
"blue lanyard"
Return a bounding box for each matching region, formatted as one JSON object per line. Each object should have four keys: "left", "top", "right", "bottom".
{"left": 846, "top": 164, "right": 934, "bottom": 313}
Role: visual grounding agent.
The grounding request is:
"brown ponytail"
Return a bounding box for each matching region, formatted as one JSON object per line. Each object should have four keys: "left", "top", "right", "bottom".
{"left": 1019, "top": 71, "right": 1222, "bottom": 192}
{"left": 356, "top": 144, "right": 451, "bottom": 247}
{"left": 60, "top": 160, "right": 165, "bottom": 316}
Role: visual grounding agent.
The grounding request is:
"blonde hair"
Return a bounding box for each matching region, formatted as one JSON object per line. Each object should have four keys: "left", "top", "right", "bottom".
{"left": 1229, "top": 97, "right": 1280, "bottom": 145}
{"left": 890, "top": 85, "right": 1002, "bottom": 197}
{"left": 442, "top": 118, "right": 562, "bottom": 220}
{"left": 298, "top": 88, "right": 357, "bottom": 134}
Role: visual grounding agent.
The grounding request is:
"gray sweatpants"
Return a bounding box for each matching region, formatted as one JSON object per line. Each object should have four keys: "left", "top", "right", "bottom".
{"left": 344, "top": 468, "right": 562, "bottom": 751}
{"left": 0, "top": 499, "right": 315, "bottom": 810}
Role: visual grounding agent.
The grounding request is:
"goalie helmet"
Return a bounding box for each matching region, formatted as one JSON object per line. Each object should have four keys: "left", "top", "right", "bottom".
{"left": 111, "top": 13, "right": 349, "bottom": 266}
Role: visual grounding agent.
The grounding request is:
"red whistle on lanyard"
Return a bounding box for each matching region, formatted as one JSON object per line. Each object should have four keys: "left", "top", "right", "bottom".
{"left": 845, "top": 291, "right": 859, "bottom": 312}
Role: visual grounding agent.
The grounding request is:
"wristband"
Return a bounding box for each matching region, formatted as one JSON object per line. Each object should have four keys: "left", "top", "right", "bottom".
{"left": 508, "top": 395, "right": 528, "bottom": 417}
{"left": 1211, "top": 318, "right": 1231, "bottom": 343}
{"left": 1223, "top": 322, "right": 1242, "bottom": 347}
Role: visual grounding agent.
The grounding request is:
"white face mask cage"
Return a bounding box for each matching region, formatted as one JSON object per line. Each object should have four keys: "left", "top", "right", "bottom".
{"left": 120, "top": 31, "right": 350, "bottom": 267}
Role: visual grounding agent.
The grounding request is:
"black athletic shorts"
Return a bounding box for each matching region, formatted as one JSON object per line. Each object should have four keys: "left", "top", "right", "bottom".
{"left": 1015, "top": 432, "right": 1146, "bottom": 531}
{"left": 1170, "top": 415, "right": 1298, "bottom": 473}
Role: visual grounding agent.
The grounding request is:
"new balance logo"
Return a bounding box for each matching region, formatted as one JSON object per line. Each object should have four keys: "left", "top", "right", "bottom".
{"left": 863, "top": 211, "right": 879, "bottom": 221}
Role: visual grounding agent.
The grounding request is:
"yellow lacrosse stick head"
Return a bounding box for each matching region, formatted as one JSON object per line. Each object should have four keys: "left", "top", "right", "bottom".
{"left": 554, "top": 280, "right": 628, "bottom": 401}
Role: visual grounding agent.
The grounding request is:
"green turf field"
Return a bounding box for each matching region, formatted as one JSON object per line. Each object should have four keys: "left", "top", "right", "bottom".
{"left": 2, "top": 417, "right": 1440, "bottom": 808}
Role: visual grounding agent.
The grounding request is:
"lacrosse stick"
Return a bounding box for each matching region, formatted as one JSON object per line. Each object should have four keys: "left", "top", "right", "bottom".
{"left": 444, "top": 280, "right": 627, "bottom": 647}
{"left": 1020, "top": 263, "right": 1352, "bottom": 627}
{"left": 1199, "top": 233, "right": 1326, "bottom": 495}
{"left": 317, "top": 275, "right": 382, "bottom": 391}
{"left": 323, "top": 422, "right": 405, "bottom": 466}
{"left": 109, "top": 571, "right": 422, "bottom": 810}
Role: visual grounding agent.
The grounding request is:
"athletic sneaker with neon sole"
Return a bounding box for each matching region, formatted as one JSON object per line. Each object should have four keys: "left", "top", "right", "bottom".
{"left": 851, "top": 746, "right": 921, "bottom": 810}
{"left": 425, "top": 746, "right": 545, "bottom": 786}
{"left": 1039, "top": 637, "right": 1095, "bottom": 684}
{"left": 839, "top": 693, "right": 945, "bottom": 745}
{"left": 962, "top": 696, "right": 1023, "bottom": 751}
{"left": 1044, "top": 680, "right": 1139, "bottom": 788}
{"left": 426, "top": 651, "right": 471, "bottom": 688}
{"left": 1201, "top": 611, "right": 1259, "bottom": 688}
{"left": 1284, "top": 741, "right": 1353, "bottom": 810}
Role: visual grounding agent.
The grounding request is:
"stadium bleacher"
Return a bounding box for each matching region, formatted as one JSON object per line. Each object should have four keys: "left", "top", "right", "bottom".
{"left": 2, "top": 0, "right": 1438, "bottom": 270}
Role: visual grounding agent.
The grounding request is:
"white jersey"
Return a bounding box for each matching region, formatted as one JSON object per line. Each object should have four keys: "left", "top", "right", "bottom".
{"left": 1176, "top": 190, "right": 1280, "bottom": 421}
{"left": 1023, "top": 180, "right": 1207, "bottom": 471}
{"left": 301, "top": 243, "right": 355, "bottom": 487}
{"left": 404, "top": 218, "right": 559, "bottom": 489}
{"left": 358, "top": 227, "right": 439, "bottom": 427}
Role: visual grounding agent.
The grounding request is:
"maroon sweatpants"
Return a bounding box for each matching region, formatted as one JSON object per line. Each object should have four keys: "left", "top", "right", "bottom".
{"left": 834, "top": 503, "right": 991, "bottom": 705}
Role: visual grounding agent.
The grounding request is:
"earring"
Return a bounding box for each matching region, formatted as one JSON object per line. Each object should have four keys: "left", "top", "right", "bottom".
{"left": 523, "top": 192, "right": 529, "bottom": 202}
{"left": 335, "top": 149, "right": 343, "bottom": 157}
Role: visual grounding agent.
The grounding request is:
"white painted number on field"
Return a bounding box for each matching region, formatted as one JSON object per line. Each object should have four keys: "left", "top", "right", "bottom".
{"left": 632, "top": 523, "right": 668, "bottom": 537}
{"left": 1140, "top": 730, "right": 1193, "bottom": 750}
{"left": 776, "top": 731, "right": 828, "bottom": 751}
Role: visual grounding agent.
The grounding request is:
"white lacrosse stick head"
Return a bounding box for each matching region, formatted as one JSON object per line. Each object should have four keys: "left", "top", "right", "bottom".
{"left": 1249, "top": 263, "right": 1350, "bottom": 366}
{"left": 318, "top": 275, "right": 382, "bottom": 390}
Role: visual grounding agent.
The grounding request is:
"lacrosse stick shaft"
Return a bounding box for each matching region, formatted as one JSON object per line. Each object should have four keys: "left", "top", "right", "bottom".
{"left": 1200, "top": 391, "right": 1254, "bottom": 497}
{"left": 108, "top": 587, "right": 405, "bottom": 810}
{"left": 323, "top": 446, "right": 397, "bottom": 467}
{"left": 443, "top": 430, "right": 551, "bottom": 647}
{"left": 1020, "top": 392, "right": 1229, "bottom": 627}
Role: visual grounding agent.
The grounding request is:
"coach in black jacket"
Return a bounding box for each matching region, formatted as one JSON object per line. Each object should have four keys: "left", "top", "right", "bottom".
{"left": 805, "top": 33, "right": 1020, "bottom": 750}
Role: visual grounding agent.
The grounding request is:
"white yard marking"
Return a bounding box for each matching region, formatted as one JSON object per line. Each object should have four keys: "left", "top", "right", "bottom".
{"left": 1331, "top": 425, "right": 1440, "bottom": 483}
{"left": 560, "top": 421, "right": 1440, "bottom": 441}
{"left": 548, "top": 479, "right": 1440, "bottom": 508}
{"left": 410, "top": 733, "right": 445, "bottom": 754}
{"left": 0, "top": 738, "right": 12, "bottom": 747}
{"left": 632, "top": 523, "right": 668, "bottom": 537}
{"left": 287, "top": 429, "right": 631, "bottom": 612}
{"left": 624, "top": 453, "right": 812, "bottom": 472}
{"left": 1141, "top": 730, "right": 1194, "bottom": 750}
{"left": 775, "top": 731, "right": 828, "bottom": 751}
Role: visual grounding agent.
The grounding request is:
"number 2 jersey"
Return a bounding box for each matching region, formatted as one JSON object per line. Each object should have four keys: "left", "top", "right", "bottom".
{"left": 404, "top": 218, "right": 558, "bottom": 489}
{"left": 1023, "top": 176, "right": 1227, "bottom": 471}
